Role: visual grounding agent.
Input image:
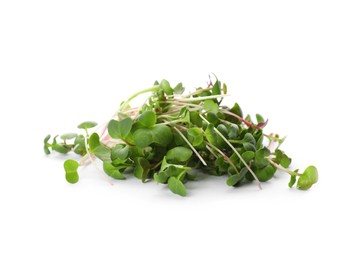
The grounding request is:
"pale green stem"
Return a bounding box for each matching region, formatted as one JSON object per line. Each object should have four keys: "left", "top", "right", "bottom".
{"left": 182, "top": 87, "right": 213, "bottom": 98}
{"left": 174, "top": 94, "right": 228, "bottom": 103}
{"left": 159, "top": 100, "right": 202, "bottom": 108}
{"left": 157, "top": 119, "right": 185, "bottom": 126}
{"left": 78, "top": 153, "right": 90, "bottom": 166}
{"left": 267, "top": 159, "right": 302, "bottom": 177}
{"left": 119, "top": 85, "right": 160, "bottom": 112}
{"left": 171, "top": 125, "right": 207, "bottom": 166}
{"left": 205, "top": 145, "right": 219, "bottom": 159}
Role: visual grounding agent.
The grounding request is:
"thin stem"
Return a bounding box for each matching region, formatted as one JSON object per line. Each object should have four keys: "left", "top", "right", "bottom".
{"left": 158, "top": 100, "right": 202, "bottom": 108}
{"left": 200, "top": 114, "right": 262, "bottom": 189}
{"left": 267, "top": 158, "right": 302, "bottom": 176}
{"left": 228, "top": 139, "right": 242, "bottom": 144}
{"left": 158, "top": 107, "right": 202, "bottom": 118}
{"left": 206, "top": 142, "right": 240, "bottom": 175}
{"left": 182, "top": 87, "right": 213, "bottom": 98}
{"left": 157, "top": 119, "right": 185, "bottom": 126}
{"left": 174, "top": 94, "right": 228, "bottom": 103}
{"left": 221, "top": 110, "right": 255, "bottom": 128}
{"left": 205, "top": 145, "right": 219, "bottom": 159}
{"left": 171, "top": 124, "right": 208, "bottom": 166}
{"left": 78, "top": 153, "right": 90, "bottom": 166}
{"left": 219, "top": 118, "right": 235, "bottom": 125}
{"left": 120, "top": 85, "right": 160, "bottom": 112}
{"left": 151, "top": 160, "right": 163, "bottom": 170}
{"left": 264, "top": 133, "right": 286, "bottom": 151}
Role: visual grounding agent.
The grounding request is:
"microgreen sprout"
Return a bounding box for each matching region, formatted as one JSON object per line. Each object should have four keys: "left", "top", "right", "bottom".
{"left": 44, "top": 77, "right": 318, "bottom": 196}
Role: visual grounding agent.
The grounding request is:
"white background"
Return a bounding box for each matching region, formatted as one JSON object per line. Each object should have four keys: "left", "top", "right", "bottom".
{"left": 1, "top": 0, "right": 358, "bottom": 259}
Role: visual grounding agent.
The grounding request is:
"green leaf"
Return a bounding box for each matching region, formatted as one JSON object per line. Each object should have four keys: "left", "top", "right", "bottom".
{"left": 89, "top": 133, "right": 111, "bottom": 161}
{"left": 255, "top": 147, "right": 270, "bottom": 168}
{"left": 64, "top": 159, "right": 79, "bottom": 184}
{"left": 93, "top": 145, "right": 111, "bottom": 162}
{"left": 134, "top": 157, "right": 150, "bottom": 182}
{"left": 78, "top": 121, "right": 97, "bottom": 129}
{"left": 243, "top": 142, "right": 256, "bottom": 152}
{"left": 215, "top": 156, "right": 228, "bottom": 173}
{"left": 108, "top": 117, "right": 132, "bottom": 139}
{"left": 228, "top": 124, "right": 239, "bottom": 139}
{"left": 206, "top": 112, "right": 219, "bottom": 125}
{"left": 186, "top": 172, "right": 197, "bottom": 181}
{"left": 297, "top": 166, "right": 318, "bottom": 190}
{"left": 217, "top": 124, "right": 228, "bottom": 138}
{"left": 288, "top": 175, "right": 296, "bottom": 188}
{"left": 274, "top": 149, "right": 291, "bottom": 168}
{"left": 203, "top": 99, "right": 219, "bottom": 114}
{"left": 179, "top": 108, "right": 191, "bottom": 123}
{"left": 74, "top": 135, "right": 86, "bottom": 155}
{"left": 160, "top": 79, "right": 173, "bottom": 95}
{"left": 205, "top": 124, "right": 217, "bottom": 146}
{"left": 241, "top": 151, "right": 255, "bottom": 163}
{"left": 212, "top": 80, "right": 221, "bottom": 95}
{"left": 255, "top": 131, "right": 264, "bottom": 150}
{"left": 154, "top": 171, "right": 169, "bottom": 184}
{"left": 166, "top": 165, "right": 181, "bottom": 177}
{"left": 88, "top": 133, "right": 100, "bottom": 152}
{"left": 187, "top": 127, "right": 203, "bottom": 146}
{"left": 168, "top": 177, "right": 187, "bottom": 196}
{"left": 138, "top": 110, "right": 157, "bottom": 128}
{"left": 133, "top": 128, "right": 153, "bottom": 148}
{"left": 256, "top": 114, "right": 264, "bottom": 124}
{"left": 227, "top": 168, "right": 248, "bottom": 186}
{"left": 103, "top": 162, "right": 126, "bottom": 180}
{"left": 151, "top": 125, "right": 173, "bottom": 147}
{"left": 226, "top": 174, "right": 241, "bottom": 186}
{"left": 166, "top": 147, "right": 193, "bottom": 163}
{"left": 229, "top": 103, "right": 243, "bottom": 118}
{"left": 273, "top": 149, "right": 283, "bottom": 163}
{"left": 44, "top": 134, "right": 51, "bottom": 143}
{"left": 173, "top": 131, "right": 187, "bottom": 146}
{"left": 173, "top": 83, "right": 185, "bottom": 95}
{"left": 60, "top": 133, "right": 77, "bottom": 140}
{"left": 44, "top": 134, "right": 51, "bottom": 155}
{"left": 111, "top": 144, "right": 129, "bottom": 164}
{"left": 242, "top": 133, "right": 256, "bottom": 146}
{"left": 189, "top": 111, "right": 202, "bottom": 126}
{"left": 222, "top": 83, "right": 227, "bottom": 94}
{"left": 52, "top": 144, "right": 69, "bottom": 154}
{"left": 254, "top": 165, "right": 276, "bottom": 182}
{"left": 280, "top": 154, "right": 292, "bottom": 168}
{"left": 44, "top": 146, "right": 51, "bottom": 155}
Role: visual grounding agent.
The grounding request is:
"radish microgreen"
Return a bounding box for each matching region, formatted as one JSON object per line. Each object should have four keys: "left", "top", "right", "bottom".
{"left": 44, "top": 77, "right": 318, "bottom": 196}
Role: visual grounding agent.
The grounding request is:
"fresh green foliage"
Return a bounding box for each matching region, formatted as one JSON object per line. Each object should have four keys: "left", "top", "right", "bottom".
{"left": 297, "top": 166, "right": 318, "bottom": 190}
{"left": 166, "top": 147, "right": 193, "bottom": 163}
{"left": 108, "top": 117, "right": 132, "bottom": 139}
{"left": 78, "top": 121, "right": 97, "bottom": 130}
{"left": 64, "top": 159, "right": 79, "bottom": 184}
{"left": 187, "top": 127, "right": 204, "bottom": 147}
{"left": 45, "top": 76, "right": 318, "bottom": 196}
{"left": 103, "top": 162, "right": 126, "bottom": 180}
{"left": 60, "top": 133, "right": 78, "bottom": 140}
{"left": 138, "top": 111, "right": 156, "bottom": 128}
{"left": 168, "top": 177, "right": 187, "bottom": 196}
{"left": 43, "top": 135, "right": 51, "bottom": 155}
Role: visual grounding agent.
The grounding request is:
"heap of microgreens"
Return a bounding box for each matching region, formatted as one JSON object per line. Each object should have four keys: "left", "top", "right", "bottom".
{"left": 44, "top": 77, "right": 318, "bottom": 196}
